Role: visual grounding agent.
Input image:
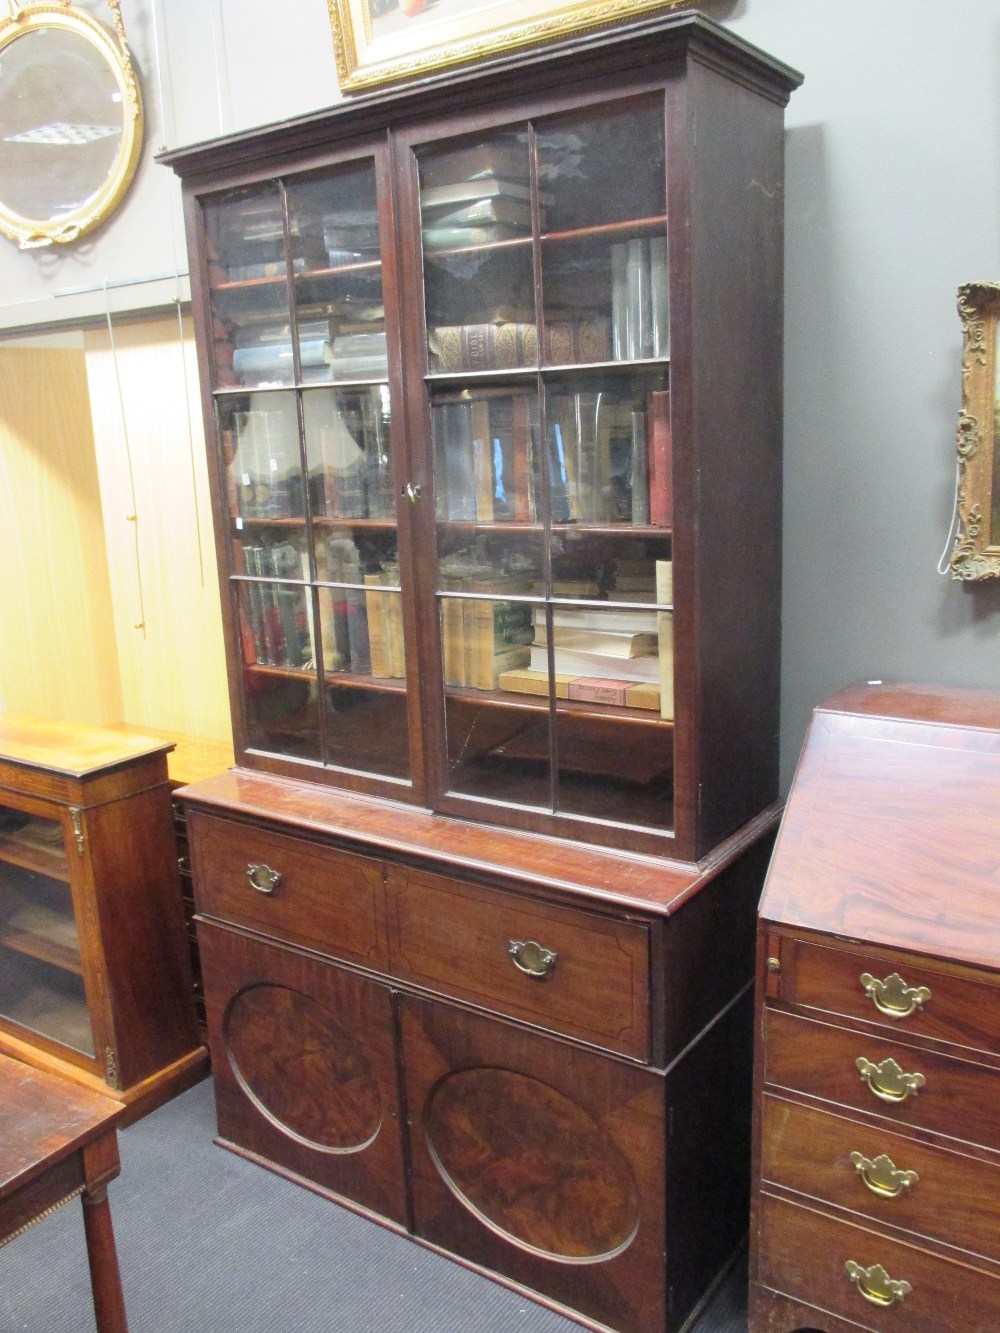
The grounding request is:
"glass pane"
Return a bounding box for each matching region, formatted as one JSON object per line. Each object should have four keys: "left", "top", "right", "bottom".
{"left": 543, "top": 370, "right": 670, "bottom": 527}
{"left": 432, "top": 390, "right": 542, "bottom": 528}
{"left": 204, "top": 185, "right": 294, "bottom": 389}
{"left": 0, "top": 805, "right": 92, "bottom": 1057}
{"left": 287, "top": 164, "right": 386, "bottom": 385}
{"left": 218, "top": 392, "right": 303, "bottom": 524}
{"left": 303, "top": 384, "right": 394, "bottom": 521}
{"left": 418, "top": 131, "right": 536, "bottom": 372}
{"left": 538, "top": 101, "right": 667, "bottom": 364}
{"left": 445, "top": 694, "right": 552, "bottom": 811}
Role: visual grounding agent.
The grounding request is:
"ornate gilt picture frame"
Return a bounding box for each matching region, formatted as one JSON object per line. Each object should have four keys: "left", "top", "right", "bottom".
{"left": 327, "top": 0, "right": 693, "bottom": 94}
{"left": 0, "top": 0, "right": 143, "bottom": 249}
{"left": 951, "top": 282, "right": 1000, "bottom": 580}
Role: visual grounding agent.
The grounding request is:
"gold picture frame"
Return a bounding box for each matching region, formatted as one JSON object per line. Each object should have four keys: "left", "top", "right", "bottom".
{"left": 951, "top": 282, "right": 1000, "bottom": 580}
{"left": 328, "top": 0, "right": 694, "bottom": 94}
{"left": 0, "top": 0, "right": 143, "bottom": 249}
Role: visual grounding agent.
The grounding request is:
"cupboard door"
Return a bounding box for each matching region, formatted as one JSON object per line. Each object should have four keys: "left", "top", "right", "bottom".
{"left": 198, "top": 919, "right": 407, "bottom": 1224}
{"left": 399, "top": 994, "right": 666, "bottom": 1333}
{"left": 412, "top": 98, "right": 675, "bottom": 840}
{"left": 202, "top": 155, "right": 411, "bottom": 782}
{"left": 0, "top": 800, "right": 94, "bottom": 1062}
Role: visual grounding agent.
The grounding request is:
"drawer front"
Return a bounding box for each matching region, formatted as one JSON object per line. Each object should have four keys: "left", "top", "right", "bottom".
{"left": 761, "top": 1094, "right": 1000, "bottom": 1263}
{"left": 781, "top": 936, "right": 1000, "bottom": 1058}
{"left": 189, "top": 813, "right": 387, "bottom": 971}
{"left": 758, "top": 1191, "right": 1000, "bottom": 1331}
{"left": 388, "top": 867, "right": 649, "bottom": 1060}
{"left": 764, "top": 1008, "right": 1000, "bottom": 1151}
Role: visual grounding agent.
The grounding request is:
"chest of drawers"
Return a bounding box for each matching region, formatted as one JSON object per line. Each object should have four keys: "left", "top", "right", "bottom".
{"left": 183, "top": 768, "right": 776, "bottom": 1333}
{"left": 749, "top": 683, "right": 1000, "bottom": 1333}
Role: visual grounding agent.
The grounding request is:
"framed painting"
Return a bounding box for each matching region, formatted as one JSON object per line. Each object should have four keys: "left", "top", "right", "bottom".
{"left": 327, "top": 0, "right": 694, "bottom": 94}
{"left": 951, "top": 282, "right": 1000, "bottom": 580}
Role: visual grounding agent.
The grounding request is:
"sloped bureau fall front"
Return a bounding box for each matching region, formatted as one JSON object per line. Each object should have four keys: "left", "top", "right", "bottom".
{"left": 164, "top": 13, "right": 800, "bottom": 1331}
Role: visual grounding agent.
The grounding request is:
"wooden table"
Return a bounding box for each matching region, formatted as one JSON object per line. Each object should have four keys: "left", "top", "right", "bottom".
{"left": 0, "top": 1052, "right": 128, "bottom": 1332}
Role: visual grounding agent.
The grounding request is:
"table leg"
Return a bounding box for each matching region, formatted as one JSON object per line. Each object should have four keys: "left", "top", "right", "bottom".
{"left": 81, "top": 1184, "right": 128, "bottom": 1333}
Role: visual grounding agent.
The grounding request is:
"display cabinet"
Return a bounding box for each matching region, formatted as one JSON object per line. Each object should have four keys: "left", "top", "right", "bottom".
{"left": 0, "top": 715, "right": 207, "bottom": 1121}
{"left": 750, "top": 684, "right": 1000, "bottom": 1332}
{"left": 165, "top": 12, "right": 800, "bottom": 1331}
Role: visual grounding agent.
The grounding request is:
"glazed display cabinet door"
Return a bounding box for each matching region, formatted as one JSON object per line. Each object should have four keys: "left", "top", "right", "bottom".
{"left": 408, "top": 98, "right": 675, "bottom": 845}
{"left": 198, "top": 920, "right": 407, "bottom": 1224}
{"left": 0, "top": 800, "right": 95, "bottom": 1063}
{"left": 399, "top": 995, "right": 666, "bottom": 1333}
{"left": 202, "top": 152, "right": 411, "bottom": 786}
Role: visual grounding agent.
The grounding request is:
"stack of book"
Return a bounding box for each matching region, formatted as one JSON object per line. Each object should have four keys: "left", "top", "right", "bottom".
{"left": 420, "top": 140, "right": 538, "bottom": 251}
{"left": 321, "top": 536, "right": 370, "bottom": 675}
{"left": 364, "top": 561, "right": 406, "bottom": 680}
{"left": 322, "top": 206, "right": 380, "bottom": 267}
{"left": 231, "top": 318, "right": 331, "bottom": 384}
{"left": 439, "top": 561, "right": 534, "bottom": 691}
{"left": 324, "top": 330, "right": 388, "bottom": 381}
{"left": 427, "top": 318, "right": 611, "bottom": 373}
{"left": 236, "top": 539, "right": 313, "bottom": 671}
{"left": 433, "top": 394, "right": 536, "bottom": 522}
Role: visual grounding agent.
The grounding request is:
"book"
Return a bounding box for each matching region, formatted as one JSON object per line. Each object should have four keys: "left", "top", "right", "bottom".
{"left": 567, "top": 678, "right": 631, "bottom": 706}
{"left": 656, "top": 559, "right": 674, "bottom": 721}
{"left": 426, "top": 196, "right": 534, "bottom": 229}
{"left": 427, "top": 320, "right": 610, "bottom": 374}
{"left": 423, "top": 223, "right": 528, "bottom": 251}
{"left": 497, "top": 667, "right": 574, "bottom": 699}
{"left": 465, "top": 581, "right": 534, "bottom": 690}
{"left": 626, "top": 237, "right": 653, "bottom": 359}
{"left": 421, "top": 177, "right": 534, "bottom": 209}
{"left": 420, "top": 142, "right": 528, "bottom": 188}
{"left": 433, "top": 400, "right": 477, "bottom": 521}
{"left": 533, "top": 626, "right": 658, "bottom": 658}
{"left": 364, "top": 571, "right": 390, "bottom": 678}
{"left": 471, "top": 399, "right": 494, "bottom": 521}
{"left": 533, "top": 605, "right": 657, "bottom": 635}
{"left": 529, "top": 643, "right": 659, "bottom": 683}
{"left": 647, "top": 389, "right": 672, "bottom": 527}
{"left": 625, "top": 681, "right": 661, "bottom": 711}
{"left": 630, "top": 407, "right": 649, "bottom": 524}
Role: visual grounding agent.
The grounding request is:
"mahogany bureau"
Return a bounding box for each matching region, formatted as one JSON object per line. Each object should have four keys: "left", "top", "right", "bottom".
{"left": 749, "top": 682, "right": 1000, "bottom": 1332}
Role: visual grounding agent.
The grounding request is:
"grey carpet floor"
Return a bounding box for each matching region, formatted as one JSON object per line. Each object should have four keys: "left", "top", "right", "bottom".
{"left": 0, "top": 1077, "right": 748, "bottom": 1331}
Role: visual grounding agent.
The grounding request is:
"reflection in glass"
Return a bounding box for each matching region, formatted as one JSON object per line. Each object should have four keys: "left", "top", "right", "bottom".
{"left": 303, "top": 385, "right": 393, "bottom": 521}
{"left": 432, "top": 390, "right": 540, "bottom": 524}
{"left": 219, "top": 393, "right": 303, "bottom": 523}
{"left": 543, "top": 371, "right": 670, "bottom": 527}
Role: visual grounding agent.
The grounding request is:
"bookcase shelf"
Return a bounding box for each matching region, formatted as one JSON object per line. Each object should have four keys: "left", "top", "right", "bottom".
{"left": 0, "top": 833, "right": 69, "bottom": 882}
{"left": 165, "top": 17, "right": 798, "bottom": 1332}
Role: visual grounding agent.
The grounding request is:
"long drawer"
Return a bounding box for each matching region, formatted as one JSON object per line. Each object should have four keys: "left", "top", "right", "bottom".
{"left": 387, "top": 865, "right": 650, "bottom": 1060}
{"left": 188, "top": 812, "right": 388, "bottom": 972}
{"left": 760, "top": 1093, "right": 1000, "bottom": 1263}
{"left": 763, "top": 1008, "right": 1000, "bottom": 1151}
{"left": 778, "top": 936, "right": 1000, "bottom": 1058}
{"left": 758, "top": 1191, "right": 1000, "bottom": 1331}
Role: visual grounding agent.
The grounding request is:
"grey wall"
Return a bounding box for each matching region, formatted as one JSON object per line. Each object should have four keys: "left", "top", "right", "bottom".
{"left": 3, "top": 0, "right": 998, "bottom": 787}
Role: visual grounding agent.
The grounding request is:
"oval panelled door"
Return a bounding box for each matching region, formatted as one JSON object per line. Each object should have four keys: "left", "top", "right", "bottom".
{"left": 224, "top": 983, "right": 383, "bottom": 1151}
{"left": 424, "top": 1066, "right": 641, "bottom": 1260}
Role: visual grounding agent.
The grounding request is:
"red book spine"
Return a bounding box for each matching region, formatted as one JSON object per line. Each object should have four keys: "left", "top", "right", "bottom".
{"left": 647, "top": 389, "right": 672, "bottom": 527}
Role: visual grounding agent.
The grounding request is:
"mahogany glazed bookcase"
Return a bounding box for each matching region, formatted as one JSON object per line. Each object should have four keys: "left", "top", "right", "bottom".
{"left": 163, "top": 14, "right": 801, "bottom": 1331}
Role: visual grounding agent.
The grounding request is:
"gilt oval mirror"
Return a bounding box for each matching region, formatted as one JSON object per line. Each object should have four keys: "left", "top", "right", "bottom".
{"left": 0, "top": 2, "right": 143, "bottom": 248}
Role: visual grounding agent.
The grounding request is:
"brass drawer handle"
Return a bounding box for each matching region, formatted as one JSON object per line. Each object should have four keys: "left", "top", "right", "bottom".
{"left": 246, "top": 862, "right": 282, "bottom": 895}
{"left": 508, "top": 939, "right": 557, "bottom": 978}
{"left": 860, "top": 971, "right": 931, "bottom": 1019}
{"left": 849, "top": 1151, "right": 919, "bottom": 1198}
{"left": 856, "top": 1055, "right": 925, "bottom": 1103}
{"left": 845, "top": 1260, "right": 911, "bottom": 1307}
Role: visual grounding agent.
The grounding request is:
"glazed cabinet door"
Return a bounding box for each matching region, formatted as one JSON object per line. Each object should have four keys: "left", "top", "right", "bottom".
{"left": 198, "top": 148, "right": 413, "bottom": 790}
{"left": 397, "top": 94, "right": 675, "bottom": 849}
{"left": 399, "top": 994, "right": 666, "bottom": 1333}
{"left": 198, "top": 919, "right": 407, "bottom": 1224}
{"left": 0, "top": 795, "right": 99, "bottom": 1071}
